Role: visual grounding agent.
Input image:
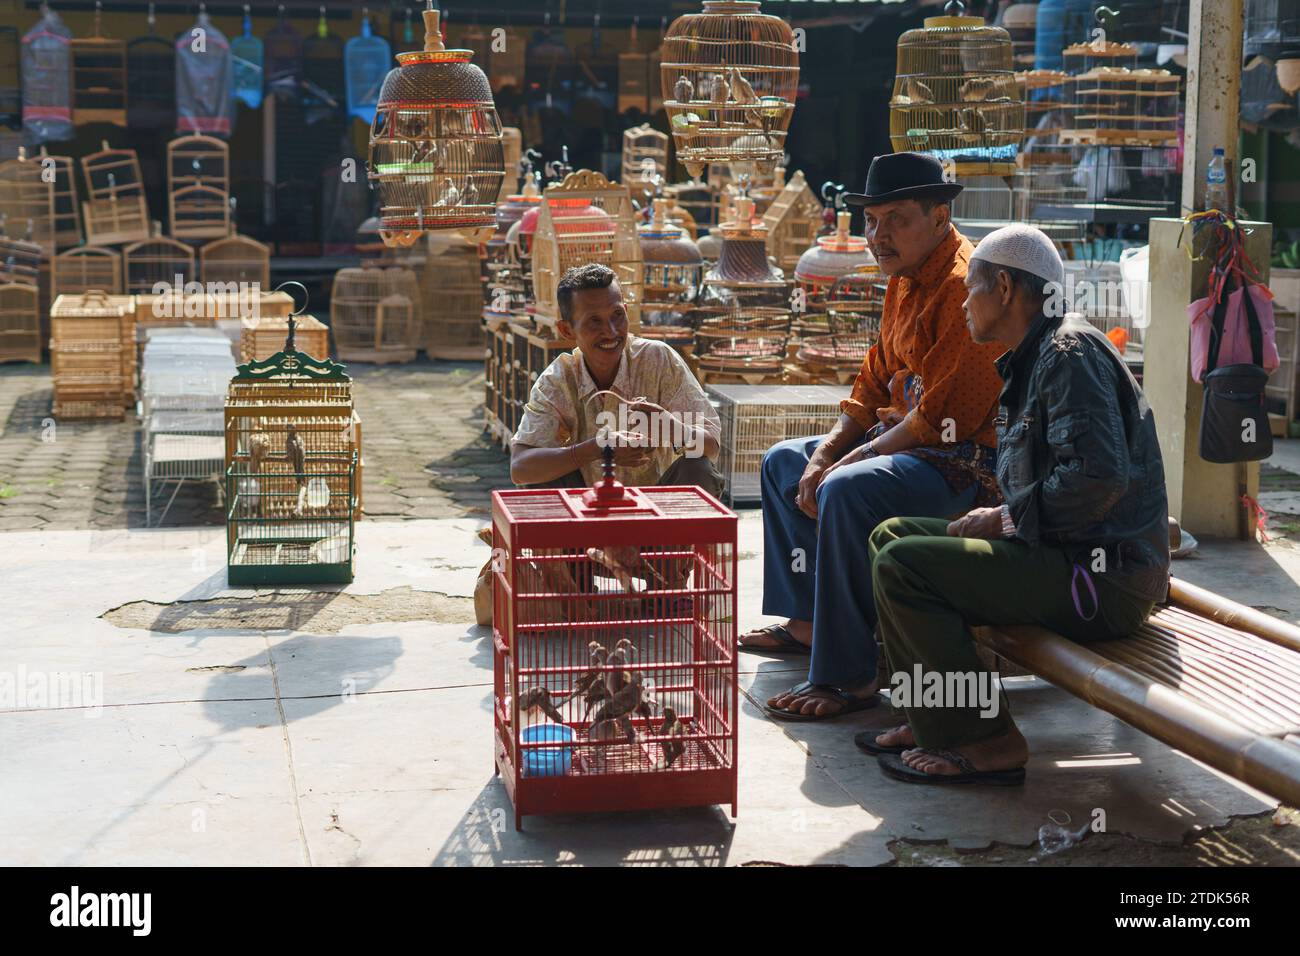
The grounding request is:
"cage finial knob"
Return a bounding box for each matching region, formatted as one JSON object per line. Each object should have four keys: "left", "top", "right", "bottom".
{"left": 285, "top": 314, "right": 297, "bottom": 354}
{"left": 944, "top": 0, "right": 965, "bottom": 15}
{"left": 422, "top": 1, "right": 445, "bottom": 54}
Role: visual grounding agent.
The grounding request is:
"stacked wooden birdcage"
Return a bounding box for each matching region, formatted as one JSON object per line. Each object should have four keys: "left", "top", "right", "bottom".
{"left": 694, "top": 196, "right": 791, "bottom": 385}
{"left": 240, "top": 312, "right": 330, "bottom": 365}
{"left": 660, "top": 0, "right": 800, "bottom": 180}
{"left": 0, "top": 278, "right": 40, "bottom": 364}
{"left": 224, "top": 327, "right": 361, "bottom": 584}
{"left": 622, "top": 124, "right": 670, "bottom": 204}
{"left": 531, "top": 170, "right": 644, "bottom": 335}
{"left": 491, "top": 460, "right": 739, "bottom": 828}
{"left": 761, "top": 170, "right": 823, "bottom": 277}
{"left": 80, "top": 144, "right": 150, "bottom": 246}
{"left": 0, "top": 148, "right": 56, "bottom": 254}
{"left": 70, "top": 3, "right": 127, "bottom": 127}
{"left": 123, "top": 230, "right": 196, "bottom": 296}
{"left": 49, "top": 291, "right": 135, "bottom": 419}
{"left": 664, "top": 179, "right": 714, "bottom": 233}
{"left": 793, "top": 271, "right": 887, "bottom": 385}
{"left": 330, "top": 265, "right": 421, "bottom": 364}
{"left": 52, "top": 246, "right": 122, "bottom": 297}
{"left": 639, "top": 198, "right": 704, "bottom": 352}
{"left": 507, "top": 320, "right": 576, "bottom": 444}
{"left": 483, "top": 176, "right": 540, "bottom": 321}
{"left": 31, "top": 149, "right": 82, "bottom": 250}
{"left": 367, "top": 3, "right": 506, "bottom": 247}
{"left": 1053, "top": 31, "right": 1181, "bottom": 219}
{"left": 167, "top": 134, "right": 231, "bottom": 241}
{"left": 200, "top": 234, "right": 271, "bottom": 288}
{"left": 791, "top": 211, "right": 876, "bottom": 342}
{"left": 889, "top": 1, "right": 1025, "bottom": 177}
{"left": 423, "top": 232, "right": 484, "bottom": 360}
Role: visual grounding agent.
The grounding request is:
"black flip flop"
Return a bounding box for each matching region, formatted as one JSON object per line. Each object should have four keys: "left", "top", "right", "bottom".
{"left": 854, "top": 726, "right": 911, "bottom": 756}
{"left": 763, "top": 680, "right": 880, "bottom": 722}
{"left": 877, "top": 749, "right": 1026, "bottom": 786}
{"left": 739, "top": 623, "right": 811, "bottom": 655}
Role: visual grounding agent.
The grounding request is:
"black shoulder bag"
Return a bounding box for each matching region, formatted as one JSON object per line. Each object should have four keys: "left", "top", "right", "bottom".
{"left": 1199, "top": 278, "right": 1273, "bottom": 463}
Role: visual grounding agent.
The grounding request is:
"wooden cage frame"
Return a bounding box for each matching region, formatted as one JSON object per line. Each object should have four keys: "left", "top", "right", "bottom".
{"left": 80, "top": 143, "right": 150, "bottom": 245}
{"left": 70, "top": 7, "right": 128, "bottom": 127}
{"left": 52, "top": 246, "right": 123, "bottom": 297}
{"left": 762, "top": 170, "right": 824, "bottom": 276}
{"left": 0, "top": 149, "right": 56, "bottom": 254}
{"left": 40, "top": 150, "right": 82, "bottom": 249}
{"left": 122, "top": 235, "right": 196, "bottom": 295}
{"left": 0, "top": 282, "right": 40, "bottom": 364}
{"left": 200, "top": 235, "right": 271, "bottom": 289}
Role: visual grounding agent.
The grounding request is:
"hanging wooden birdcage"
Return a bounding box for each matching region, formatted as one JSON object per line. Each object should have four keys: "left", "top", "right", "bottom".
{"left": 0, "top": 148, "right": 56, "bottom": 255}
{"left": 0, "top": 282, "right": 40, "bottom": 364}
{"left": 889, "top": 0, "right": 1025, "bottom": 177}
{"left": 70, "top": 3, "right": 127, "bottom": 128}
{"left": 423, "top": 233, "right": 484, "bottom": 360}
{"left": 622, "top": 123, "right": 670, "bottom": 203}
{"left": 531, "top": 170, "right": 645, "bottom": 334}
{"left": 1060, "top": 63, "right": 1181, "bottom": 146}
{"left": 224, "top": 338, "right": 361, "bottom": 584}
{"left": 639, "top": 198, "right": 704, "bottom": 349}
{"left": 123, "top": 233, "right": 196, "bottom": 296}
{"left": 660, "top": 1, "right": 800, "bottom": 180}
{"left": 167, "top": 134, "right": 231, "bottom": 240}
{"left": 330, "top": 265, "right": 422, "bottom": 364}
{"left": 367, "top": 2, "right": 506, "bottom": 248}
{"left": 200, "top": 235, "right": 271, "bottom": 289}
{"left": 619, "top": 49, "right": 652, "bottom": 114}
{"left": 52, "top": 246, "right": 122, "bottom": 297}
{"left": 761, "top": 170, "right": 823, "bottom": 276}
{"left": 80, "top": 143, "right": 151, "bottom": 246}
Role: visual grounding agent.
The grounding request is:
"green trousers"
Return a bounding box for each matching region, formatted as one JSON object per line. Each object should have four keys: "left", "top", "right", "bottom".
{"left": 869, "top": 517, "right": 1155, "bottom": 751}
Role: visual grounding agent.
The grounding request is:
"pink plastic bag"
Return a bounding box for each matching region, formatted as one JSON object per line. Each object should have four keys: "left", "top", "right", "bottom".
{"left": 1189, "top": 282, "right": 1278, "bottom": 383}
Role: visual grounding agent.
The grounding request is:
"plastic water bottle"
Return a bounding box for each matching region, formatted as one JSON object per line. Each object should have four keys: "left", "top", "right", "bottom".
{"left": 1205, "top": 148, "right": 1228, "bottom": 213}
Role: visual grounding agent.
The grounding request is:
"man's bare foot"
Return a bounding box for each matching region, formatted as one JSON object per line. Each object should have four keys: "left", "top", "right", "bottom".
{"left": 900, "top": 725, "right": 1028, "bottom": 776}
{"left": 767, "top": 675, "right": 879, "bottom": 718}
{"left": 875, "top": 724, "right": 915, "bottom": 749}
{"left": 739, "top": 618, "right": 812, "bottom": 650}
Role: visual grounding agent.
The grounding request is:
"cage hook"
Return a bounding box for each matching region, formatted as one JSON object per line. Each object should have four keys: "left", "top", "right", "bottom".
{"left": 274, "top": 280, "right": 310, "bottom": 319}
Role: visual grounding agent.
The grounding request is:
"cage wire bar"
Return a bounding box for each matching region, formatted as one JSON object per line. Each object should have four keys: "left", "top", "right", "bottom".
{"left": 492, "top": 474, "right": 738, "bottom": 829}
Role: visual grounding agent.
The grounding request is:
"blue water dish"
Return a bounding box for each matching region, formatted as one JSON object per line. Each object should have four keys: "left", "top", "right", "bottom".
{"left": 521, "top": 723, "right": 575, "bottom": 777}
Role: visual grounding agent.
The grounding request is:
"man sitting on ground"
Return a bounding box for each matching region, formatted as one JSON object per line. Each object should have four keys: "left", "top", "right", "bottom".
{"left": 863, "top": 224, "right": 1170, "bottom": 785}
{"left": 511, "top": 262, "right": 722, "bottom": 495}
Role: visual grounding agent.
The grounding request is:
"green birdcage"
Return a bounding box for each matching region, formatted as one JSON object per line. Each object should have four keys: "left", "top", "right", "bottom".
{"left": 224, "top": 318, "right": 359, "bottom": 585}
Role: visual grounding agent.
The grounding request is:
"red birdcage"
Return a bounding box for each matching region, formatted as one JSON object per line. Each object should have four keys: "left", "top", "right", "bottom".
{"left": 491, "top": 453, "right": 739, "bottom": 829}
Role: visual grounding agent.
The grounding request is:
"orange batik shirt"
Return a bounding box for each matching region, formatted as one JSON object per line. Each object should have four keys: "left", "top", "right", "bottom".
{"left": 841, "top": 226, "right": 1005, "bottom": 507}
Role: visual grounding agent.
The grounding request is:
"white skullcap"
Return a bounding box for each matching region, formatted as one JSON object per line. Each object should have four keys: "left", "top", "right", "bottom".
{"left": 970, "top": 224, "right": 1064, "bottom": 289}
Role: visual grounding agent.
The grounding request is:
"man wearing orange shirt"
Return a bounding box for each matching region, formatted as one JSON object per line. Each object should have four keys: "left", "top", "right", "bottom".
{"left": 745, "top": 153, "right": 1006, "bottom": 720}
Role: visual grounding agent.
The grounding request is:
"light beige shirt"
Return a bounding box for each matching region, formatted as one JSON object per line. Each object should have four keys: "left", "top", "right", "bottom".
{"left": 514, "top": 335, "right": 721, "bottom": 487}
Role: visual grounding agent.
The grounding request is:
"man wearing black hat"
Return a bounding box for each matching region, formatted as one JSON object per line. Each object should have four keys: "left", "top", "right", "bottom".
{"left": 745, "top": 152, "right": 1007, "bottom": 722}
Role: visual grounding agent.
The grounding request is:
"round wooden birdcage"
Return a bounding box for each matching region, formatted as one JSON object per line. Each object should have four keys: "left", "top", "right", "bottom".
{"left": 889, "top": 0, "right": 1025, "bottom": 177}
{"left": 639, "top": 198, "right": 703, "bottom": 346}
{"left": 123, "top": 233, "right": 196, "bottom": 296}
{"left": 367, "top": 2, "right": 506, "bottom": 248}
{"left": 660, "top": 1, "right": 800, "bottom": 180}
{"left": 424, "top": 233, "right": 484, "bottom": 359}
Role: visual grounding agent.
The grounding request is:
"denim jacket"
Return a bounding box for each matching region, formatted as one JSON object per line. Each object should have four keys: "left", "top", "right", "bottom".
{"left": 995, "top": 314, "right": 1171, "bottom": 604}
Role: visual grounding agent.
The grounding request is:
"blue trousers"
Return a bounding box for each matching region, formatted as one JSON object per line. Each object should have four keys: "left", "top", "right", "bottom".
{"left": 759, "top": 435, "right": 978, "bottom": 687}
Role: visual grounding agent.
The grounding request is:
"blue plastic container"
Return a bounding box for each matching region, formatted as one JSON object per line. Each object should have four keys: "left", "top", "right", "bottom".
{"left": 521, "top": 723, "right": 574, "bottom": 777}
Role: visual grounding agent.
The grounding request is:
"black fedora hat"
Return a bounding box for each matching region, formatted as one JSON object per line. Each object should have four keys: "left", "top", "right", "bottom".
{"left": 843, "top": 152, "right": 964, "bottom": 207}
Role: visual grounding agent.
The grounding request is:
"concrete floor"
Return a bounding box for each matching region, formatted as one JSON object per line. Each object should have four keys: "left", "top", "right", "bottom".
{"left": 2, "top": 511, "right": 1297, "bottom": 866}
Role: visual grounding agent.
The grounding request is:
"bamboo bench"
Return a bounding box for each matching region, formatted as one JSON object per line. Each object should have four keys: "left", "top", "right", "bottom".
{"left": 973, "top": 578, "right": 1300, "bottom": 806}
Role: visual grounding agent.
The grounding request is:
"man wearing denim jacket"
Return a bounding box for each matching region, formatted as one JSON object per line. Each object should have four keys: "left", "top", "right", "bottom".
{"left": 863, "top": 224, "right": 1171, "bottom": 786}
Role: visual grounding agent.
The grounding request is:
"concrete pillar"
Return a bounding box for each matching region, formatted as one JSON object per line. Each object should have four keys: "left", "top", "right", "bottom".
{"left": 1180, "top": 0, "right": 1245, "bottom": 215}
{"left": 1145, "top": 219, "right": 1272, "bottom": 539}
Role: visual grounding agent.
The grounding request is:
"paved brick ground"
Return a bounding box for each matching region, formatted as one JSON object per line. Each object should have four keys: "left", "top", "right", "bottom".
{"left": 0, "top": 360, "right": 510, "bottom": 531}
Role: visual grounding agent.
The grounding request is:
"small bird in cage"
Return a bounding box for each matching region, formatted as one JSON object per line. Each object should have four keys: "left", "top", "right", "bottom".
{"left": 286, "top": 424, "right": 307, "bottom": 515}
{"left": 593, "top": 670, "right": 657, "bottom": 726}
{"left": 658, "top": 705, "right": 687, "bottom": 769}
{"left": 434, "top": 178, "right": 461, "bottom": 208}
{"left": 729, "top": 67, "right": 758, "bottom": 105}
{"left": 710, "top": 71, "right": 730, "bottom": 105}
{"left": 958, "top": 76, "right": 995, "bottom": 102}
{"left": 408, "top": 139, "right": 439, "bottom": 167}
{"left": 894, "top": 77, "right": 934, "bottom": 106}
{"left": 604, "top": 638, "right": 635, "bottom": 696}
{"left": 673, "top": 74, "right": 694, "bottom": 104}
{"left": 957, "top": 107, "right": 987, "bottom": 140}
{"left": 517, "top": 685, "right": 568, "bottom": 724}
